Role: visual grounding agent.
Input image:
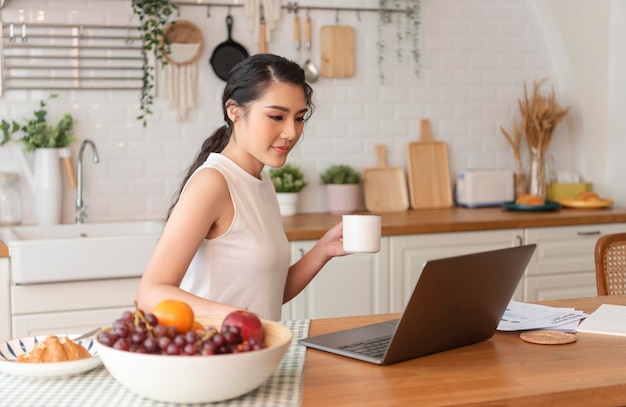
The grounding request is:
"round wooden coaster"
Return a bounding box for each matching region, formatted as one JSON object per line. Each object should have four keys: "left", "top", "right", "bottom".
{"left": 520, "top": 330, "right": 577, "bottom": 345}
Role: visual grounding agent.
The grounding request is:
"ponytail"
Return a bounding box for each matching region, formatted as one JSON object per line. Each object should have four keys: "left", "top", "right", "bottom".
{"left": 166, "top": 125, "right": 231, "bottom": 219}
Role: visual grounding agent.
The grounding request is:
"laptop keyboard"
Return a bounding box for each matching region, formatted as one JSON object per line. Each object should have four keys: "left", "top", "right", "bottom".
{"left": 338, "top": 336, "right": 391, "bottom": 359}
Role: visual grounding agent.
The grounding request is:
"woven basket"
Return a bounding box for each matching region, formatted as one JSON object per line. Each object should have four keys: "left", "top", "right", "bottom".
{"left": 161, "top": 20, "right": 204, "bottom": 66}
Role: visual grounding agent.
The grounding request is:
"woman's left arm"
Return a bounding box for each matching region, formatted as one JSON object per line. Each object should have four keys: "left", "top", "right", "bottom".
{"left": 283, "top": 221, "right": 348, "bottom": 303}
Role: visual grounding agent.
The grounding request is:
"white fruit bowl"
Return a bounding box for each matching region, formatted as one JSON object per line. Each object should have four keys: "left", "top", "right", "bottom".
{"left": 94, "top": 316, "right": 292, "bottom": 404}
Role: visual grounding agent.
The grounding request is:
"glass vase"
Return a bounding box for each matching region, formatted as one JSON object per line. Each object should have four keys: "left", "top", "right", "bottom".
{"left": 528, "top": 149, "right": 547, "bottom": 199}
{"left": 514, "top": 159, "right": 526, "bottom": 200}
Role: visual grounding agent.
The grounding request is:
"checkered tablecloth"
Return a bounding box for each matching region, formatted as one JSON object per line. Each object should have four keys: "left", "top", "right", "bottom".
{"left": 0, "top": 319, "right": 310, "bottom": 407}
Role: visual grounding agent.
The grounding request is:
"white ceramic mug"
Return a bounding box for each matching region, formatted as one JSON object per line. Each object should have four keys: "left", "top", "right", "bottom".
{"left": 342, "top": 214, "right": 382, "bottom": 253}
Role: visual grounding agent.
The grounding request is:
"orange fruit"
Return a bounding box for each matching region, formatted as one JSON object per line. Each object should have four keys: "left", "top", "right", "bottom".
{"left": 152, "top": 299, "right": 195, "bottom": 334}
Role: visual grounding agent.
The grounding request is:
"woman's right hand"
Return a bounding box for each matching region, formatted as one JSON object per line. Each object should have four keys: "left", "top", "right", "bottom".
{"left": 319, "top": 221, "right": 348, "bottom": 259}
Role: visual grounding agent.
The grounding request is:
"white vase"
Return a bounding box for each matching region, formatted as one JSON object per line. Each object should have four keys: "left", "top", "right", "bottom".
{"left": 34, "top": 148, "right": 63, "bottom": 225}
{"left": 326, "top": 184, "right": 360, "bottom": 215}
{"left": 276, "top": 192, "right": 299, "bottom": 217}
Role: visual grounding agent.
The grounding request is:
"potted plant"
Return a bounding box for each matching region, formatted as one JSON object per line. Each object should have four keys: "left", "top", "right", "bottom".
{"left": 0, "top": 94, "right": 74, "bottom": 151}
{"left": 0, "top": 94, "right": 76, "bottom": 225}
{"left": 269, "top": 164, "right": 307, "bottom": 216}
{"left": 320, "top": 164, "right": 361, "bottom": 215}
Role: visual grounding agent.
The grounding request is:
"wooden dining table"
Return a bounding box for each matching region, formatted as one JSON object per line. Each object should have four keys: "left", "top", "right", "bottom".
{"left": 300, "top": 295, "right": 626, "bottom": 407}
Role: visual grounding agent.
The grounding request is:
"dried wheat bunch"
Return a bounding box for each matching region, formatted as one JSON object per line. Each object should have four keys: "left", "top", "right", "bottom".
{"left": 500, "top": 119, "right": 522, "bottom": 163}
{"left": 518, "top": 78, "right": 570, "bottom": 156}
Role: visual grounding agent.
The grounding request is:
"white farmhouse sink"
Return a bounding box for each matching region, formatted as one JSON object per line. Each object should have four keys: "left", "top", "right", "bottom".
{"left": 0, "top": 221, "right": 164, "bottom": 284}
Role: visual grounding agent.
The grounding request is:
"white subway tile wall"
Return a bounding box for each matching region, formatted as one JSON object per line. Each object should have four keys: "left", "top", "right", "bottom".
{"left": 0, "top": 0, "right": 571, "bottom": 223}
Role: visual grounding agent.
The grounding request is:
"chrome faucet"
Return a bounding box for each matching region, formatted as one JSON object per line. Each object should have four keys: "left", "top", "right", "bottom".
{"left": 75, "top": 139, "right": 100, "bottom": 224}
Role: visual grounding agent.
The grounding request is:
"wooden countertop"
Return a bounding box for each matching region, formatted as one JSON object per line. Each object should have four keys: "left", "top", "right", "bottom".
{"left": 1, "top": 206, "right": 626, "bottom": 257}
{"left": 282, "top": 206, "right": 626, "bottom": 240}
{"left": 301, "top": 294, "right": 626, "bottom": 406}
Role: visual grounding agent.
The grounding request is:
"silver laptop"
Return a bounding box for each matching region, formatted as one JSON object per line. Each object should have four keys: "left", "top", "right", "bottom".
{"left": 299, "top": 244, "right": 536, "bottom": 365}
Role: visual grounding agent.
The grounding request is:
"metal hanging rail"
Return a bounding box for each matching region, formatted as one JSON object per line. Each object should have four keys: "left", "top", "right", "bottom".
{"left": 1, "top": 22, "right": 143, "bottom": 92}
{"left": 172, "top": 1, "right": 409, "bottom": 14}
{"left": 0, "top": 2, "right": 411, "bottom": 93}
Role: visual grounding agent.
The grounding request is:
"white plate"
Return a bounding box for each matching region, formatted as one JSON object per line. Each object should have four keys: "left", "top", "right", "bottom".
{"left": 0, "top": 334, "right": 101, "bottom": 378}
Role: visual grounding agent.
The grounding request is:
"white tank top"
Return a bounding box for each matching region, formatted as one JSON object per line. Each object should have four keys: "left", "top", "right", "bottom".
{"left": 179, "top": 153, "right": 290, "bottom": 320}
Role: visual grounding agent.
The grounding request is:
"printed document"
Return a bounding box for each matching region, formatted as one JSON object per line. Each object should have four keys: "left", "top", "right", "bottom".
{"left": 497, "top": 300, "right": 587, "bottom": 332}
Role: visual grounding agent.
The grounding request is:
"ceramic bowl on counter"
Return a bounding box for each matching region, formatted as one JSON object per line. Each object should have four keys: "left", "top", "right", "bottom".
{"left": 94, "top": 316, "right": 292, "bottom": 404}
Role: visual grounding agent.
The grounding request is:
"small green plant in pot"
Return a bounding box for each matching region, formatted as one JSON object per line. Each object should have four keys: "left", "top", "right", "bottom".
{"left": 0, "top": 94, "right": 76, "bottom": 225}
{"left": 269, "top": 164, "right": 307, "bottom": 193}
{"left": 320, "top": 164, "right": 360, "bottom": 185}
{"left": 320, "top": 164, "right": 362, "bottom": 215}
{"left": 269, "top": 164, "right": 307, "bottom": 216}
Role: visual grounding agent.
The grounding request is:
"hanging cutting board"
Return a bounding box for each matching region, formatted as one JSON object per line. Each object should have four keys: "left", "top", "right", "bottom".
{"left": 320, "top": 25, "right": 354, "bottom": 78}
{"left": 363, "top": 144, "right": 410, "bottom": 212}
{"left": 406, "top": 119, "right": 453, "bottom": 209}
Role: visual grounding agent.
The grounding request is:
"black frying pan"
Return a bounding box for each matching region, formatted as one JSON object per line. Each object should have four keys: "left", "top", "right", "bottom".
{"left": 210, "top": 15, "right": 249, "bottom": 81}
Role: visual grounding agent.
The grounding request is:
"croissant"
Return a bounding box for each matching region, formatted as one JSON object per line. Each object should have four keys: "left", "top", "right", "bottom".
{"left": 17, "top": 335, "right": 91, "bottom": 363}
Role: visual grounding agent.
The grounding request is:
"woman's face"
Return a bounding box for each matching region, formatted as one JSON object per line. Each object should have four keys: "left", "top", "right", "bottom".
{"left": 226, "top": 81, "right": 308, "bottom": 174}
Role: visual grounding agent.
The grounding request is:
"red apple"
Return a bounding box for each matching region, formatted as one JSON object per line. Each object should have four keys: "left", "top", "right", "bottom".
{"left": 221, "top": 310, "right": 264, "bottom": 342}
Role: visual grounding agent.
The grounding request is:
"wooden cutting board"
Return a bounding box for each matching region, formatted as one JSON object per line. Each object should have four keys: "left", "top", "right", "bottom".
{"left": 363, "top": 144, "right": 409, "bottom": 212}
{"left": 320, "top": 25, "right": 354, "bottom": 78}
{"left": 406, "top": 119, "right": 453, "bottom": 209}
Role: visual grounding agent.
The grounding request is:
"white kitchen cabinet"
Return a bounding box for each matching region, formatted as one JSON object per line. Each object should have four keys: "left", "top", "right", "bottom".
{"left": 523, "top": 223, "right": 626, "bottom": 301}
{"left": 282, "top": 237, "right": 390, "bottom": 320}
{"left": 13, "top": 308, "right": 134, "bottom": 338}
{"left": 389, "top": 229, "right": 524, "bottom": 312}
{"left": 11, "top": 277, "right": 140, "bottom": 338}
{"left": 0, "top": 258, "right": 10, "bottom": 342}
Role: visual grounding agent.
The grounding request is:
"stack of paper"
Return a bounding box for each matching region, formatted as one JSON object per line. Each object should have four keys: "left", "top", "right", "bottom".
{"left": 576, "top": 304, "right": 626, "bottom": 336}
{"left": 497, "top": 300, "right": 587, "bottom": 333}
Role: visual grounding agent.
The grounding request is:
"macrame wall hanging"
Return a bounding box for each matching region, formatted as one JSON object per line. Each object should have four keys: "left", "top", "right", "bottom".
{"left": 159, "top": 20, "right": 204, "bottom": 121}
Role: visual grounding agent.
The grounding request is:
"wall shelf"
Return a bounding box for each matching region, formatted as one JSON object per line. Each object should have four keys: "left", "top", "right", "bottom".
{"left": 0, "top": 22, "right": 144, "bottom": 92}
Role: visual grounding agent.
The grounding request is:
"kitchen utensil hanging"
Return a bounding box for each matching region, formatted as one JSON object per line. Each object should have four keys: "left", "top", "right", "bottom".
{"left": 210, "top": 15, "right": 249, "bottom": 81}
{"left": 292, "top": 11, "right": 301, "bottom": 60}
{"left": 303, "top": 14, "right": 319, "bottom": 82}
{"left": 320, "top": 24, "right": 355, "bottom": 78}
{"left": 244, "top": 0, "right": 282, "bottom": 46}
{"left": 259, "top": 4, "right": 268, "bottom": 53}
{"left": 160, "top": 20, "right": 204, "bottom": 121}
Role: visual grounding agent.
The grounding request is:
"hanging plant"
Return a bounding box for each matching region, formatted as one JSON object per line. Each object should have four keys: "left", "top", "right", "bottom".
{"left": 131, "top": 0, "right": 178, "bottom": 127}
{"left": 377, "top": 0, "right": 421, "bottom": 84}
{"left": 377, "top": 0, "right": 392, "bottom": 84}
{"left": 406, "top": 0, "right": 422, "bottom": 76}
{"left": 394, "top": 0, "right": 404, "bottom": 63}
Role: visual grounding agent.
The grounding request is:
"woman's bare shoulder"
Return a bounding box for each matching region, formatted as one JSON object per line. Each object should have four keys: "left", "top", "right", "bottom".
{"left": 186, "top": 167, "right": 229, "bottom": 194}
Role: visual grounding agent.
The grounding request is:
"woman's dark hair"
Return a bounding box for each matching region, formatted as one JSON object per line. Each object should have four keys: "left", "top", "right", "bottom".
{"left": 167, "top": 54, "right": 314, "bottom": 218}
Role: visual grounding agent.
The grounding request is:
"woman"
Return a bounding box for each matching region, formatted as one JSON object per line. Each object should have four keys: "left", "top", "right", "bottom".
{"left": 136, "top": 54, "right": 346, "bottom": 320}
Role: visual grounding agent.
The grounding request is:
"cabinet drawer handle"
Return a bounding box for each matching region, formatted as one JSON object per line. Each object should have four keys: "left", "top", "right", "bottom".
{"left": 577, "top": 231, "right": 601, "bottom": 236}
{"left": 299, "top": 248, "right": 305, "bottom": 258}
